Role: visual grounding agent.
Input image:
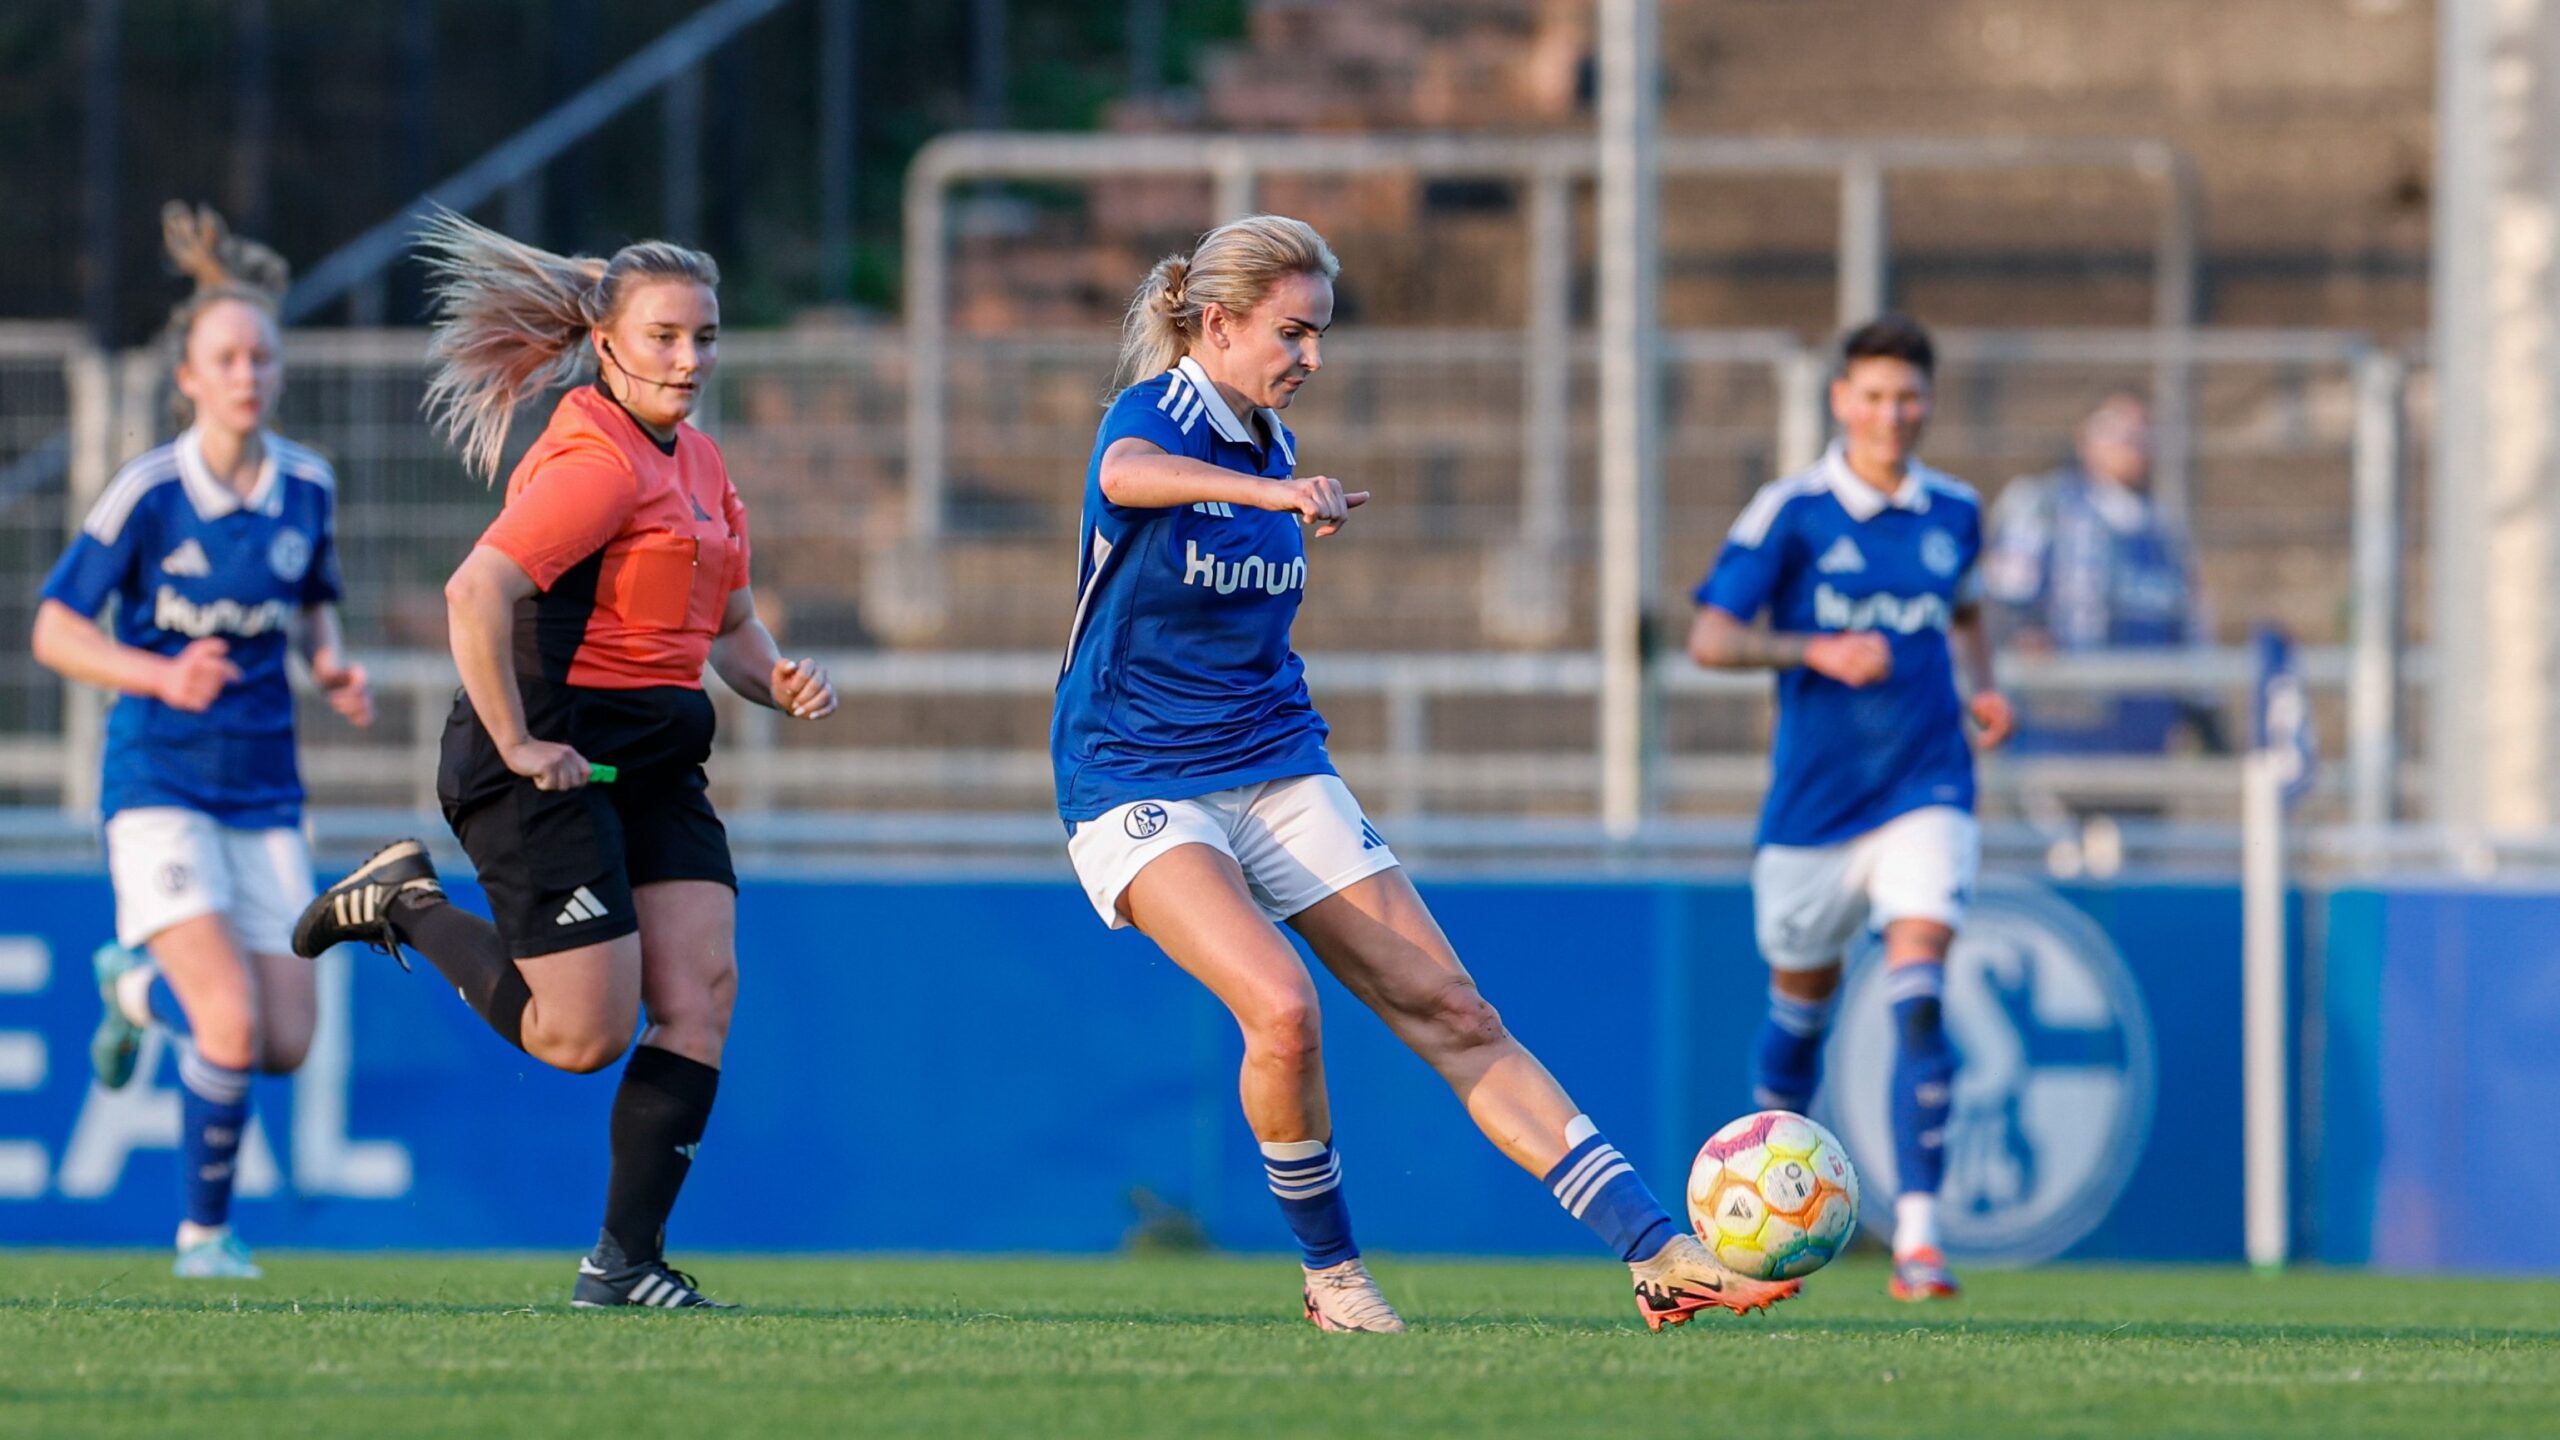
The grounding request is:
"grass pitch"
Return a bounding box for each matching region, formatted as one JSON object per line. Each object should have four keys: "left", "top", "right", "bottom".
{"left": 2, "top": 1252, "right": 2554, "bottom": 1439}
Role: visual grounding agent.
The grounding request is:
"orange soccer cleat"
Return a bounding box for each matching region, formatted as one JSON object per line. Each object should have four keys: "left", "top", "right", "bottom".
{"left": 1630, "top": 1234, "right": 1801, "bottom": 1331}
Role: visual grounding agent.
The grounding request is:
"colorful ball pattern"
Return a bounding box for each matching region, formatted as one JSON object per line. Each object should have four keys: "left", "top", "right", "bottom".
{"left": 1686, "top": 1110, "right": 1862, "bottom": 1281}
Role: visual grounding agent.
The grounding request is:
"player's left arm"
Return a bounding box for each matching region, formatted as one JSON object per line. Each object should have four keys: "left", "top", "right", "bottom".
{"left": 1949, "top": 601, "right": 2013, "bottom": 749}
{"left": 709, "top": 587, "right": 835, "bottom": 720}
{"left": 295, "top": 602, "right": 373, "bottom": 729}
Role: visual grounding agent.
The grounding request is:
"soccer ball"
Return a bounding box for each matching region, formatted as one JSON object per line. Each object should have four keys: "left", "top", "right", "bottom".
{"left": 1686, "top": 1110, "right": 1861, "bottom": 1280}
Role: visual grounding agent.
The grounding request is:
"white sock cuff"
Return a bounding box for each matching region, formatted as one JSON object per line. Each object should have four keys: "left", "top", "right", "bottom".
{"left": 1563, "top": 1113, "right": 1599, "bottom": 1148}
{"left": 1259, "top": 1138, "right": 1329, "bottom": 1162}
{"left": 116, "top": 964, "right": 159, "bottom": 1028}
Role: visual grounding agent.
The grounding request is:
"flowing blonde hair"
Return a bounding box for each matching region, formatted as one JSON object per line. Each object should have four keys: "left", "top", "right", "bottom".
{"left": 159, "top": 202, "right": 290, "bottom": 427}
{"left": 415, "top": 208, "right": 720, "bottom": 480}
{"left": 1112, "top": 214, "right": 1339, "bottom": 396}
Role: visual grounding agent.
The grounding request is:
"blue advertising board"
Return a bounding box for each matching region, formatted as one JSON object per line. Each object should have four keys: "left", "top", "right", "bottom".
{"left": 2317, "top": 884, "right": 2560, "bottom": 1272}
{"left": 0, "top": 870, "right": 2253, "bottom": 1261}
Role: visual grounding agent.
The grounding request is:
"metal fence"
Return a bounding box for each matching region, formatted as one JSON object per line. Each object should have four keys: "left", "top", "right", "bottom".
{"left": 0, "top": 319, "right": 2419, "bottom": 863}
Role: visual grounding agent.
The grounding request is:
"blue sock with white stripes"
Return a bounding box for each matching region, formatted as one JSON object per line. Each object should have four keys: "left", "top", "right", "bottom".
{"left": 1752, "top": 984, "right": 1837, "bottom": 1113}
{"left": 1889, "top": 962, "right": 1955, "bottom": 1200}
{"left": 1262, "top": 1139, "right": 1359, "bottom": 1268}
{"left": 1543, "top": 1116, "right": 1678, "bottom": 1263}
{"left": 177, "top": 1044, "right": 251, "bottom": 1228}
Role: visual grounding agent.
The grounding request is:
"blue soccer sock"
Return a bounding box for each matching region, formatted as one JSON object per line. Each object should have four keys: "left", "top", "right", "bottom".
{"left": 176, "top": 1044, "right": 251, "bottom": 1229}
{"left": 1262, "top": 1139, "right": 1359, "bottom": 1268}
{"left": 1752, "top": 983, "right": 1838, "bottom": 1113}
{"left": 1888, "top": 961, "right": 1955, "bottom": 1207}
{"left": 110, "top": 958, "right": 192, "bottom": 1037}
{"left": 1544, "top": 1116, "right": 1678, "bottom": 1263}
{"left": 144, "top": 971, "right": 191, "bottom": 1035}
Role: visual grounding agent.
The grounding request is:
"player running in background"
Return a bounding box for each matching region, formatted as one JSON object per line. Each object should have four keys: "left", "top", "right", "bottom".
{"left": 1054, "top": 215, "right": 1797, "bottom": 1334}
{"left": 32, "top": 204, "right": 375, "bottom": 1279}
{"left": 1687, "top": 315, "right": 2013, "bottom": 1303}
{"left": 291, "top": 211, "right": 835, "bottom": 1310}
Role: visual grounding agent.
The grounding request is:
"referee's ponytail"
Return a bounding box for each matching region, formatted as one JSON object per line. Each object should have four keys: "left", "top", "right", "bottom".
{"left": 1112, "top": 214, "right": 1339, "bottom": 398}
{"left": 417, "top": 208, "right": 720, "bottom": 481}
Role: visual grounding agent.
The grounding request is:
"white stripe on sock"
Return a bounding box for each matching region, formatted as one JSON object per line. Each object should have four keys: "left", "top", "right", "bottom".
{"left": 1558, "top": 1145, "right": 1629, "bottom": 1213}
{"left": 1551, "top": 1143, "right": 1620, "bottom": 1208}
{"left": 1566, "top": 1160, "right": 1634, "bottom": 1218}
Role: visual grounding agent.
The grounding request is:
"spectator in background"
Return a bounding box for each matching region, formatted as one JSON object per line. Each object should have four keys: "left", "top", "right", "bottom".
{"left": 1983, "top": 391, "right": 2215, "bottom": 756}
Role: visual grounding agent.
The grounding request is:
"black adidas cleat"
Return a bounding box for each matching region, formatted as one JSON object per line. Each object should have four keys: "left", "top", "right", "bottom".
{"left": 292, "top": 839, "right": 441, "bottom": 966}
{"left": 572, "top": 1256, "right": 737, "bottom": 1310}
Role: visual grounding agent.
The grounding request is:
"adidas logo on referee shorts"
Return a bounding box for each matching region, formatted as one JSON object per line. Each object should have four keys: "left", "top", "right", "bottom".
{"left": 554, "top": 886, "right": 609, "bottom": 926}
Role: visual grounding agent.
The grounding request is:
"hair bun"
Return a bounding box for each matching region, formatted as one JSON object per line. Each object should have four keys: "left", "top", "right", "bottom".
{"left": 160, "top": 200, "right": 291, "bottom": 299}
{"left": 1158, "top": 257, "right": 1189, "bottom": 312}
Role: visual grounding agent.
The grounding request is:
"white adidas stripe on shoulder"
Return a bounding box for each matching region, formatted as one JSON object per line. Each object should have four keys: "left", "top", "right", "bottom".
{"left": 1915, "top": 465, "right": 1978, "bottom": 507}
{"left": 1726, "top": 470, "right": 1828, "bottom": 549}
{"left": 82, "top": 448, "right": 184, "bottom": 543}
{"left": 267, "top": 434, "right": 337, "bottom": 490}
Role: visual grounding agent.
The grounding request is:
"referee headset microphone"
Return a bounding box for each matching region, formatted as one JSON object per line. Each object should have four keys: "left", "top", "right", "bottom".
{"left": 600, "top": 338, "right": 691, "bottom": 394}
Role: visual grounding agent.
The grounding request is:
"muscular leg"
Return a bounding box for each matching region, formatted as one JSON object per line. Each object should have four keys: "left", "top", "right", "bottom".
{"left": 1883, "top": 917, "right": 1956, "bottom": 1256}
{"left": 149, "top": 915, "right": 258, "bottom": 1071}
{"left": 1125, "top": 844, "right": 1330, "bottom": 1142}
{"left": 143, "top": 914, "right": 259, "bottom": 1242}
{"left": 505, "top": 937, "right": 643, "bottom": 1074}
{"left": 1289, "top": 868, "right": 1680, "bottom": 1266}
{"left": 1286, "top": 867, "right": 1573, "bottom": 1172}
{"left": 1125, "top": 845, "right": 1365, "bottom": 1277}
{"left": 590, "top": 881, "right": 734, "bottom": 1268}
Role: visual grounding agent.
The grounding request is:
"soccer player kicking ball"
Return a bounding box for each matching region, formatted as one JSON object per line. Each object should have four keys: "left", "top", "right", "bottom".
{"left": 1054, "top": 215, "right": 1795, "bottom": 1333}
{"left": 1686, "top": 316, "right": 2013, "bottom": 1303}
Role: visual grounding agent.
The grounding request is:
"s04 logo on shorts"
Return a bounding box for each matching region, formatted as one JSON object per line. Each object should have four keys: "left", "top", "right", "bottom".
{"left": 1124, "top": 803, "right": 1169, "bottom": 839}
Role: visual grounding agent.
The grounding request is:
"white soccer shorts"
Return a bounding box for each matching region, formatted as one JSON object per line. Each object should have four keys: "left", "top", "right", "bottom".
{"left": 1066, "top": 774, "right": 1401, "bottom": 930}
{"left": 104, "top": 806, "right": 317, "bottom": 956}
{"left": 1749, "top": 805, "right": 1981, "bottom": 972}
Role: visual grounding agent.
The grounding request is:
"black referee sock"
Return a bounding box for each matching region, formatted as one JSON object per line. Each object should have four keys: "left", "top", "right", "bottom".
{"left": 600, "top": 1045, "right": 721, "bottom": 1266}
{"left": 387, "top": 890, "right": 531, "bottom": 1051}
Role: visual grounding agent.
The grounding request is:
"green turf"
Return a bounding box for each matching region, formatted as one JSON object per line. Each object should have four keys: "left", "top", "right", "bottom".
{"left": 3, "top": 1252, "right": 2555, "bottom": 1439}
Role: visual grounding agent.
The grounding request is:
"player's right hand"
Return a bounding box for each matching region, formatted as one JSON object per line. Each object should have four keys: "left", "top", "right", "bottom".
{"left": 501, "top": 738, "right": 594, "bottom": 792}
{"left": 156, "top": 637, "right": 243, "bottom": 712}
{"left": 1269, "top": 475, "right": 1370, "bottom": 538}
{"left": 1803, "top": 631, "right": 1892, "bottom": 687}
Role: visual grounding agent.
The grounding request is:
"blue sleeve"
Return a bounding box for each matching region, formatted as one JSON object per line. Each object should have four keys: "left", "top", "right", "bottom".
{"left": 303, "top": 487, "right": 344, "bottom": 607}
{"left": 1093, "top": 383, "right": 1206, "bottom": 517}
{"left": 38, "top": 527, "right": 138, "bottom": 619}
{"left": 1695, "top": 504, "right": 1790, "bottom": 621}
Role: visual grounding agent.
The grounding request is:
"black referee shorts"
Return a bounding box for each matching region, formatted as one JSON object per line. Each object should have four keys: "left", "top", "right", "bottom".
{"left": 437, "top": 686, "right": 737, "bottom": 959}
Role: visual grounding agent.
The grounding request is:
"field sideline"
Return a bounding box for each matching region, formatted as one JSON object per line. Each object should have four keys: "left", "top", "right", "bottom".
{"left": 3, "top": 1252, "right": 2554, "bottom": 1439}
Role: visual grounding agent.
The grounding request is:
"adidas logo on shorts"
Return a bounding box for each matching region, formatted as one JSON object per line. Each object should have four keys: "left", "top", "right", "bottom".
{"left": 554, "top": 886, "right": 609, "bottom": 927}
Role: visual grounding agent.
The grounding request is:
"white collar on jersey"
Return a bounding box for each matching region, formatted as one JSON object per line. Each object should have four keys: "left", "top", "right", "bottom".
{"left": 1820, "top": 440, "right": 1933, "bottom": 521}
{"left": 175, "top": 428, "right": 284, "bottom": 521}
{"left": 1174, "top": 355, "right": 1283, "bottom": 451}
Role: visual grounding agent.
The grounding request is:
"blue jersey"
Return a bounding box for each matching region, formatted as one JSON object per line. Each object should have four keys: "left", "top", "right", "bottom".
{"left": 1695, "top": 444, "right": 1983, "bottom": 847}
{"left": 1050, "top": 356, "right": 1333, "bottom": 822}
{"left": 39, "top": 430, "right": 343, "bottom": 827}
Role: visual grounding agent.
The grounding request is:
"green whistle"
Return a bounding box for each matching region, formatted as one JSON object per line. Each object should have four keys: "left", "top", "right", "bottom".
{"left": 589, "top": 764, "right": 618, "bottom": 784}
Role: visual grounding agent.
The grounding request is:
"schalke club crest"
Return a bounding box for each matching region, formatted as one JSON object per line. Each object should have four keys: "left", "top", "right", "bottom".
{"left": 1820, "top": 880, "right": 2156, "bottom": 1265}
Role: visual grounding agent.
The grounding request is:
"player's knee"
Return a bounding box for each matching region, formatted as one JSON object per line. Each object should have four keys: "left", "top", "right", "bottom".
{"left": 1246, "top": 994, "right": 1322, "bottom": 1070}
{"left": 544, "top": 1030, "right": 632, "bottom": 1075}
{"left": 1428, "top": 983, "right": 1508, "bottom": 1053}
{"left": 186, "top": 1003, "right": 258, "bottom": 1071}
